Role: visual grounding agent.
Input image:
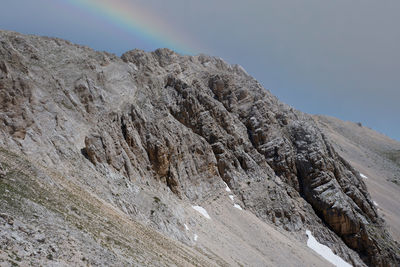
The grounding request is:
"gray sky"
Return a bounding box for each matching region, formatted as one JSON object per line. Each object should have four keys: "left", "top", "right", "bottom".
{"left": 1, "top": 0, "right": 399, "bottom": 140}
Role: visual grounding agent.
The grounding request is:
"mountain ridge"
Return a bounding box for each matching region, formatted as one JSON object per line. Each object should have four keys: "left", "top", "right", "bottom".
{"left": 0, "top": 29, "right": 399, "bottom": 266}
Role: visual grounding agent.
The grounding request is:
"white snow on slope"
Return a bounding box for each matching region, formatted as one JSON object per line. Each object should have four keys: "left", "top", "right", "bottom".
{"left": 228, "top": 195, "right": 243, "bottom": 210}
{"left": 306, "top": 230, "right": 352, "bottom": 267}
{"left": 373, "top": 201, "right": 379, "bottom": 207}
{"left": 234, "top": 204, "right": 243, "bottom": 210}
{"left": 184, "top": 224, "right": 189, "bottom": 231}
{"left": 360, "top": 173, "right": 368, "bottom": 179}
{"left": 192, "top": 206, "right": 211, "bottom": 219}
{"left": 194, "top": 234, "right": 198, "bottom": 241}
{"left": 224, "top": 182, "right": 231, "bottom": 192}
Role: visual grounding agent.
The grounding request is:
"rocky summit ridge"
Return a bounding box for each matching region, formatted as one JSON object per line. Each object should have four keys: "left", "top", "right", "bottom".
{"left": 0, "top": 30, "right": 399, "bottom": 266}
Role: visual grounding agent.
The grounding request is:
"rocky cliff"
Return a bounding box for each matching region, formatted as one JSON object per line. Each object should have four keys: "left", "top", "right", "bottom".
{"left": 0, "top": 30, "right": 399, "bottom": 266}
{"left": 315, "top": 115, "right": 400, "bottom": 243}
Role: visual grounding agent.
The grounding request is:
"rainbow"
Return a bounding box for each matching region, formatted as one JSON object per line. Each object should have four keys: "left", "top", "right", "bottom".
{"left": 58, "top": 0, "right": 197, "bottom": 54}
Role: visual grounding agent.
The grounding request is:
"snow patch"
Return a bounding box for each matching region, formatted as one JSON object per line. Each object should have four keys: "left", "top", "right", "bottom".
{"left": 224, "top": 182, "right": 231, "bottom": 192}
{"left": 360, "top": 173, "right": 368, "bottom": 179}
{"left": 373, "top": 201, "right": 379, "bottom": 207}
{"left": 234, "top": 204, "right": 243, "bottom": 210}
{"left": 192, "top": 206, "right": 211, "bottom": 219}
{"left": 306, "top": 230, "right": 352, "bottom": 267}
{"left": 228, "top": 195, "right": 243, "bottom": 210}
{"left": 184, "top": 224, "right": 189, "bottom": 231}
{"left": 194, "top": 234, "right": 198, "bottom": 241}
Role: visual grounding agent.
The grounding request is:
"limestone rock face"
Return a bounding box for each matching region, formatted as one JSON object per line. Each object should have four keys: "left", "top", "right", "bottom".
{"left": 0, "top": 30, "right": 399, "bottom": 266}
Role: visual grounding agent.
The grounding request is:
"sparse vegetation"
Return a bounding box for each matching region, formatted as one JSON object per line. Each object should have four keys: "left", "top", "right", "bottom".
{"left": 0, "top": 148, "right": 211, "bottom": 266}
{"left": 384, "top": 150, "right": 400, "bottom": 167}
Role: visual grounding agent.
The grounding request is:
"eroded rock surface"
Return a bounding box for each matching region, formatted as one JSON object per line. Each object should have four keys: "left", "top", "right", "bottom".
{"left": 0, "top": 30, "right": 399, "bottom": 266}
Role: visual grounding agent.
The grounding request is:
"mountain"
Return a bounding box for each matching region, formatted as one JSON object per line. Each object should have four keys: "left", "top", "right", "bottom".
{"left": 0, "top": 30, "right": 399, "bottom": 266}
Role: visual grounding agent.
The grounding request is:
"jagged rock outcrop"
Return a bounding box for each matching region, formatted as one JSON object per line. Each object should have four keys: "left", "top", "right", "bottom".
{"left": 0, "top": 30, "right": 399, "bottom": 266}
{"left": 314, "top": 114, "right": 400, "bottom": 244}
